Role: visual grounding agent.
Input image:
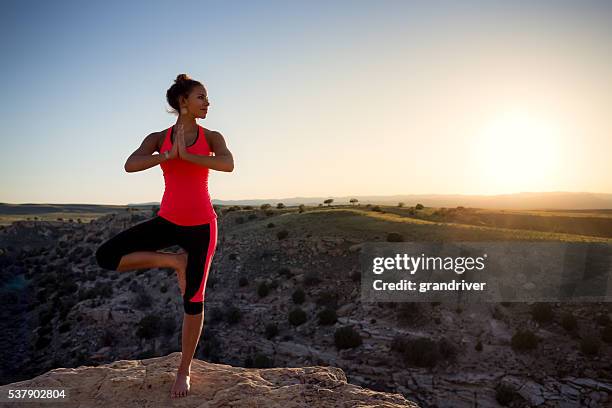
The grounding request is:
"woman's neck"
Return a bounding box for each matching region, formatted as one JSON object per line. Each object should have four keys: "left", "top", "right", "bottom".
{"left": 176, "top": 115, "right": 198, "bottom": 133}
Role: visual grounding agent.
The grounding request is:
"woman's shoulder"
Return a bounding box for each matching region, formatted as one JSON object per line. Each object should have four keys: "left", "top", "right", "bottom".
{"left": 153, "top": 128, "right": 171, "bottom": 153}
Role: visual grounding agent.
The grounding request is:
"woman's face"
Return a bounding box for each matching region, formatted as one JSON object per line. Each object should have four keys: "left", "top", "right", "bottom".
{"left": 181, "top": 85, "right": 210, "bottom": 118}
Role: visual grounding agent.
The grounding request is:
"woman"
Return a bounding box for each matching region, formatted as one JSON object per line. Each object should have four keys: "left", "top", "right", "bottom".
{"left": 95, "top": 74, "right": 234, "bottom": 399}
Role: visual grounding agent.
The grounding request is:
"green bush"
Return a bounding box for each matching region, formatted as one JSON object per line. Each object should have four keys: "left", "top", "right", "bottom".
{"left": 511, "top": 329, "right": 538, "bottom": 351}
{"left": 601, "top": 325, "right": 612, "bottom": 343}
{"left": 580, "top": 336, "right": 600, "bottom": 356}
{"left": 530, "top": 303, "right": 553, "bottom": 323}
{"left": 292, "top": 288, "right": 305, "bottom": 304}
{"left": 289, "top": 307, "right": 307, "bottom": 326}
{"left": 396, "top": 302, "right": 425, "bottom": 326}
{"left": 278, "top": 267, "right": 293, "bottom": 279}
{"left": 390, "top": 336, "right": 456, "bottom": 367}
{"left": 133, "top": 290, "right": 153, "bottom": 310}
{"left": 253, "top": 353, "right": 272, "bottom": 368}
{"left": 386, "top": 232, "right": 404, "bottom": 242}
{"left": 316, "top": 290, "right": 339, "bottom": 310}
{"left": 495, "top": 383, "right": 522, "bottom": 406}
{"left": 35, "top": 336, "right": 51, "bottom": 350}
{"left": 560, "top": 313, "right": 578, "bottom": 332}
{"left": 136, "top": 314, "right": 161, "bottom": 339}
{"left": 304, "top": 272, "right": 321, "bottom": 286}
{"left": 334, "top": 326, "right": 362, "bottom": 349}
{"left": 317, "top": 308, "right": 337, "bottom": 325}
{"left": 226, "top": 305, "right": 241, "bottom": 324}
{"left": 265, "top": 323, "right": 278, "bottom": 339}
{"left": 257, "top": 282, "right": 270, "bottom": 297}
{"left": 162, "top": 317, "right": 176, "bottom": 336}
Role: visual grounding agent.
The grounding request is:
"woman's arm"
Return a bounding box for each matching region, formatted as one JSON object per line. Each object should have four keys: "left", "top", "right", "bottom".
{"left": 182, "top": 130, "right": 234, "bottom": 172}
{"left": 124, "top": 132, "right": 167, "bottom": 173}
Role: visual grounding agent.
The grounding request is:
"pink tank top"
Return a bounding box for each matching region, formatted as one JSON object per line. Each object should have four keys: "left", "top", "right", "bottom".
{"left": 157, "top": 125, "right": 218, "bottom": 226}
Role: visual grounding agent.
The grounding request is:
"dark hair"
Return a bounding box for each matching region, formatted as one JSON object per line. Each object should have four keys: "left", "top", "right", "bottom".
{"left": 166, "top": 74, "right": 204, "bottom": 115}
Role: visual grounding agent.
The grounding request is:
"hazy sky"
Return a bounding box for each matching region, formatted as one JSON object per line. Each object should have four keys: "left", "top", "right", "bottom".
{"left": 1, "top": 0, "right": 611, "bottom": 205}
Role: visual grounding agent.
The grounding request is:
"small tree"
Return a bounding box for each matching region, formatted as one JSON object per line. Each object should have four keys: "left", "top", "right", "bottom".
{"left": 323, "top": 198, "right": 333, "bottom": 207}
{"left": 350, "top": 198, "right": 358, "bottom": 206}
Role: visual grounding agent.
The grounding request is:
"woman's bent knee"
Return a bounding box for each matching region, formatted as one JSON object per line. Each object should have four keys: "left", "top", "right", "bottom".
{"left": 184, "top": 299, "right": 204, "bottom": 315}
{"left": 95, "top": 242, "right": 120, "bottom": 271}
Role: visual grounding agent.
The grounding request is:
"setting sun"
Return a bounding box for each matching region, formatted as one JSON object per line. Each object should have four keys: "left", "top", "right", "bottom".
{"left": 473, "top": 111, "right": 564, "bottom": 193}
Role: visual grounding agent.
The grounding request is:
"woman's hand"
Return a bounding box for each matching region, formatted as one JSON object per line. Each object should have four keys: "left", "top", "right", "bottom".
{"left": 176, "top": 124, "right": 188, "bottom": 159}
{"left": 166, "top": 132, "right": 179, "bottom": 160}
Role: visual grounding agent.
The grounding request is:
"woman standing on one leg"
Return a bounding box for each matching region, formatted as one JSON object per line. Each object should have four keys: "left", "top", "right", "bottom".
{"left": 94, "top": 74, "right": 234, "bottom": 399}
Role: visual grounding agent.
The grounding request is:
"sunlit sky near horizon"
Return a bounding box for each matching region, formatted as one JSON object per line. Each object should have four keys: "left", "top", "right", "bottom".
{"left": 1, "top": 0, "right": 611, "bottom": 205}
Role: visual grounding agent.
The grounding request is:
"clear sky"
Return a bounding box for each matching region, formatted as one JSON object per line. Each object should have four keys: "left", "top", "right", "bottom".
{"left": 1, "top": 0, "right": 611, "bottom": 205}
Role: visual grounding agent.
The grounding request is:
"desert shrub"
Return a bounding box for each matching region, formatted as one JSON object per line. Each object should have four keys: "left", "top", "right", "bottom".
{"left": 277, "top": 230, "right": 288, "bottom": 240}
{"left": 133, "top": 290, "right": 153, "bottom": 310}
{"left": 253, "top": 353, "right": 273, "bottom": 368}
{"left": 580, "top": 335, "right": 600, "bottom": 356}
{"left": 136, "top": 314, "right": 161, "bottom": 339}
{"left": 199, "top": 329, "right": 222, "bottom": 363}
{"left": 278, "top": 267, "right": 292, "bottom": 278}
{"left": 415, "top": 204, "right": 424, "bottom": 210}
{"left": 495, "top": 383, "right": 523, "bottom": 406}
{"left": 601, "top": 325, "right": 612, "bottom": 343}
{"left": 396, "top": 302, "right": 425, "bottom": 326}
{"left": 317, "top": 308, "right": 337, "bottom": 325}
{"left": 595, "top": 313, "right": 610, "bottom": 326}
{"left": 257, "top": 281, "right": 270, "bottom": 297}
{"left": 161, "top": 316, "right": 176, "bottom": 336}
{"left": 289, "top": 307, "right": 307, "bottom": 326}
{"left": 334, "top": 326, "right": 362, "bottom": 349}
{"left": 511, "top": 329, "right": 538, "bottom": 351}
{"left": 225, "top": 305, "right": 241, "bottom": 324}
{"left": 248, "top": 214, "right": 258, "bottom": 220}
{"left": 292, "top": 288, "right": 305, "bottom": 304}
{"left": 530, "top": 303, "right": 553, "bottom": 323}
{"left": 235, "top": 216, "right": 245, "bottom": 224}
{"left": 304, "top": 272, "right": 321, "bottom": 286}
{"left": 35, "top": 336, "right": 51, "bottom": 350}
{"left": 390, "top": 336, "right": 456, "bottom": 367}
{"left": 265, "top": 323, "right": 278, "bottom": 339}
{"left": 560, "top": 312, "right": 578, "bottom": 332}
{"left": 267, "top": 222, "right": 275, "bottom": 228}
{"left": 386, "top": 232, "right": 404, "bottom": 242}
{"left": 316, "top": 290, "right": 339, "bottom": 310}
{"left": 209, "top": 306, "right": 225, "bottom": 324}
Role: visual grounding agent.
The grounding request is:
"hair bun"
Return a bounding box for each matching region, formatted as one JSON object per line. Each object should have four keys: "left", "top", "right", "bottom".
{"left": 175, "top": 73, "right": 191, "bottom": 83}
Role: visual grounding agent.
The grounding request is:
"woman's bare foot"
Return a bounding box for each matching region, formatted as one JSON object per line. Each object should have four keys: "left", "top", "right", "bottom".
{"left": 174, "top": 250, "right": 188, "bottom": 296}
{"left": 170, "top": 371, "right": 190, "bottom": 398}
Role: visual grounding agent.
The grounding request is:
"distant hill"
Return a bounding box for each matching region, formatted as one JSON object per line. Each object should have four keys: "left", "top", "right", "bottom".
{"left": 128, "top": 191, "right": 612, "bottom": 210}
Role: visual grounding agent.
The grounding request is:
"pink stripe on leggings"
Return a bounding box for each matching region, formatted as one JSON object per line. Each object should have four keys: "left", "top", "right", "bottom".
{"left": 190, "top": 217, "right": 218, "bottom": 303}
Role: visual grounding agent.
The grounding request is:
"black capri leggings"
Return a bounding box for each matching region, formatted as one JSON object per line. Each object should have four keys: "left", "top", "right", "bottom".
{"left": 95, "top": 216, "right": 218, "bottom": 315}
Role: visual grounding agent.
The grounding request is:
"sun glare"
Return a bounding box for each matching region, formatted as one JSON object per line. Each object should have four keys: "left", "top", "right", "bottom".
{"left": 474, "top": 111, "right": 562, "bottom": 193}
